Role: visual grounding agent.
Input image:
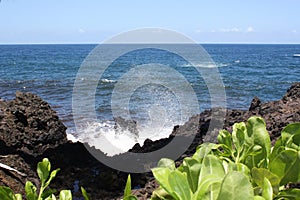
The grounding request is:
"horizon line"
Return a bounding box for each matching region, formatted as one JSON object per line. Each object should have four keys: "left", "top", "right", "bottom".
{"left": 1, "top": 42, "right": 300, "bottom": 45}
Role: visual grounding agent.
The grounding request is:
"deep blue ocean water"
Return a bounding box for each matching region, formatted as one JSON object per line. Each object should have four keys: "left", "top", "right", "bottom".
{"left": 1, "top": 44, "right": 300, "bottom": 143}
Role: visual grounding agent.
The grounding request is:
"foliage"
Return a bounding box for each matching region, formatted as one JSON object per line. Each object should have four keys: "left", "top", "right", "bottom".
{"left": 1, "top": 117, "right": 300, "bottom": 199}
{"left": 123, "top": 175, "right": 138, "bottom": 200}
{"left": 150, "top": 116, "right": 300, "bottom": 200}
{"left": 0, "top": 158, "right": 90, "bottom": 200}
{"left": 80, "top": 187, "right": 90, "bottom": 200}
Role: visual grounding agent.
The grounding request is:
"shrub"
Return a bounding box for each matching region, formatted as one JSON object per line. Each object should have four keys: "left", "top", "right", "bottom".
{"left": 0, "top": 158, "right": 90, "bottom": 200}
{"left": 149, "top": 116, "right": 300, "bottom": 200}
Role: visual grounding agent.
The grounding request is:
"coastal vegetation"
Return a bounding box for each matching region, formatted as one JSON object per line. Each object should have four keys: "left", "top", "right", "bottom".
{"left": 128, "top": 117, "right": 300, "bottom": 200}
{"left": 0, "top": 83, "right": 300, "bottom": 200}
{"left": 0, "top": 158, "right": 90, "bottom": 200}
{"left": 1, "top": 117, "right": 299, "bottom": 199}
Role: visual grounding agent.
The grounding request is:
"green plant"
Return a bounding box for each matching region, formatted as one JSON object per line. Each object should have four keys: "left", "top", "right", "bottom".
{"left": 123, "top": 175, "right": 138, "bottom": 200}
{"left": 0, "top": 158, "right": 90, "bottom": 200}
{"left": 80, "top": 187, "right": 90, "bottom": 200}
{"left": 151, "top": 116, "right": 300, "bottom": 200}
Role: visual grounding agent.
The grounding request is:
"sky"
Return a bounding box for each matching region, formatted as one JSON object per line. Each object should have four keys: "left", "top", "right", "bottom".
{"left": 0, "top": 0, "right": 300, "bottom": 44}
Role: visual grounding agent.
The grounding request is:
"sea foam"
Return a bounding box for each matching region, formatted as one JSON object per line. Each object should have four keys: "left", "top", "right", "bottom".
{"left": 66, "top": 121, "right": 173, "bottom": 156}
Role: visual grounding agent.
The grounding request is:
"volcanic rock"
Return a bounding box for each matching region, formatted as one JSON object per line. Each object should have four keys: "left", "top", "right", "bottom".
{"left": 114, "top": 116, "right": 139, "bottom": 138}
{"left": 0, "top": 83, "right": 300, "bottom": 200}
{"left": 0, "top": 92, "right": 67, "bottom": 156}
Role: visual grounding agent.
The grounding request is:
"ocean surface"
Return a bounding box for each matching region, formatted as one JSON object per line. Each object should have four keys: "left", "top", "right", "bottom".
{"left": 1, "top": 44, "right": 299, "bottom": 155}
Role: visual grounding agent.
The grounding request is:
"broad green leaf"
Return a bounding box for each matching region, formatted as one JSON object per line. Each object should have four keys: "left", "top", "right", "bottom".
{"left": 248, "top": 145, "right": 263, "bottom": 156}
{"left": 254, "top": 196, "right": 266, "bottom": 200}
{"left": 262, "top": 177, "right": 273, "bottom": 200}
{"left": 193, "top": 143, "right": 219, "bottom": 162}
{"left": 199, "top": 183, "right": 221, "bottom": 200}
{"left": 59, "top": 190, "right": 72, "bottom": 200}
{"left": 151, "top": 187, "right": 174, "bottom": 200}
{"left": 290, "top": 132, "right": 300, "bottom": 150}
{"left": 14, "top": 194, "right": 22, "bottom": 200}
{"left": 81, "top": 187, "right": 90, "bottom": 200}
{"left": 275, "top": 188, "right": 300, "bottom": 200}
{"left": 285, "top": 133, "right": 300, "bottom": 152}
{"left": 223, "top": 161, "right": 250, "bottom": 175}
{"left": 193, "top": 174, "right": 223, "bottom": 200}
{"left": 269, "top": 149, "right": 300, "bottom": 185}
{"left": 281, "top": 122, "right": 300, "bottom": 145}
{"left": 45, "top": 194, "right": 56, "bottom": 200}
{"left": 222, "top": 160, "right": 234, "bottom": 173}
{"left": 44, "top": 168, "right": 60, "bottom": 189}
{"left": 168, "top": 171, "right": 192, "bottom": 200}
{"left": 218, "top": 130, "right": 232, "bottom": 147}
{"left": 42, "top": 189, "right": 57, "bottom": 199}
{"left": 25, "top": 181, "right": 38, "bottom": 200}
{"left": 182, "top": 157, "right": 201, "bottom": 193}
{"left": 245, "top": 116, "right": 271, "bottom": 169}
{"left": 217, "top": 171, "right": 254, "bottom": 200}
{"left": 218, "top": 130, "right": 233, "bottom": 154}
{"left": 0, "top": 186, "right": 15, "bottom": 200}
{"left": 124, "top": 175, "right": 132, "bottom": 197}
{"left": 44, "top": 196, "right": 51, "bottom": 200}
{"left": 251, "top": 168, "right": 280, "bottom": 194}
{"left": 157, "top": 158, "right": 175, "bottom": 170}
{"left": 271, "top": 123, "right": 300, "bottom": 162}
{"left": 217, "top": 144, "right": 233, "bottom": 158}
{"left": 37, "top": 158, "right": 51, "bottom": 184}
{"left": 199, "top": 155, "right": 225, "bottom": 183}
{"left": 152, "top": 167, "right": 173, "bottom": 197}
{"left": 198, "top": 155, "right": 225, "bottom": 200}
{"left": 232, "top": 122, "right": 246, "bottom": 156}
{"left": 270, "top": 145, "right": 285, "bottom": 163}
{"left": 235, "top": 163, "right": 250, "bottom": 175}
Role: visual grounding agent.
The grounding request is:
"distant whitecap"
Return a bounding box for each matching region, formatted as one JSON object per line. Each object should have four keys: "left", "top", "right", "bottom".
{"left": 101, "top": 79, "right": 116, "bottom": 83}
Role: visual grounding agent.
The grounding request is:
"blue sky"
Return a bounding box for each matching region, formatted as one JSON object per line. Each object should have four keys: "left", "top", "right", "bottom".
{"left": 1, "top": 0, "right": 300, "bottom": 44}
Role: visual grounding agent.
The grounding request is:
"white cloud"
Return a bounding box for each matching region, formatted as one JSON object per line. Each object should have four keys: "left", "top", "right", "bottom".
{"left": 78, "top": 28, "right": 85, "bottom": 33}
{"left": 195, "top": 29, "right": 203, "bottom": 33}
{"left": 246, "top": 26, "right": 255, "bottom": 33}
{"left": 205, "top": 26, "right": 255, "bottom": 34}
{"left": 292, "top": 30, "right": 297, "bottom": 33}
{"left": 219, "top": 27, "right": 241, "bottom": 32}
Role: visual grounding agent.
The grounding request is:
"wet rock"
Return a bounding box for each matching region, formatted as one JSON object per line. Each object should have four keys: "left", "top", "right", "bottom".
{"left": 114, "top": 116, "right": 139, "bottom": 138}
{"left": 0, "top": 92, "right": 146, "bottom": 199}
{"left": 129, "top": 137, "right": 173, "bottom": 153}
{"left": 129, "top": 83, "right": 300, "bottom": 198}
{"left": 1, "top": 83, "right": 300, "bottom": 199}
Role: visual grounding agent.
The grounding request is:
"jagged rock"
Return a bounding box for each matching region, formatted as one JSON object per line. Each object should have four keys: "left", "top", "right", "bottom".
{"left": 130, "top": 83, "right": 300, "bottom": 164}
{"left": 130, "top": 83, "right": 300, "bottom": 198}
{"left": 0, "top": 92, "right": 67, "bottom": 156}
{"left": 1, "top": 83, "right": 300, "bottom": 200}
{"left": 249, "top": 96, "right": 261, "bottom": 111}
{"left": 282, "top": 82, "right": 300, "bottom": 102}
{"left": 0, "top": 92, "right": 144, "bottom": 199}
{"left": 114, "top": 116, "right": 139, "bottom": 137}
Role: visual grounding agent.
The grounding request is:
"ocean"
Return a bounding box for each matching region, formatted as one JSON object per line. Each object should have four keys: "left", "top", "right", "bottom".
{"left": 1, "top": 44, "right": 299, "bottom": 155}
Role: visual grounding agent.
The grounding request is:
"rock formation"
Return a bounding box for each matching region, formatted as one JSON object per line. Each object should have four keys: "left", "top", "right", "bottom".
{"left": 0, "top": 83, "right": 299, "bottom": 199}
{"left": 0, "top": 92, "right": 67, "bottom": 156}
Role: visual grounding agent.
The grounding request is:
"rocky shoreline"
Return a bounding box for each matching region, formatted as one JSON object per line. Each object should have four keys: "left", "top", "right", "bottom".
{"left": 0, "top": 83, "right": 299, "bottom": 199}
